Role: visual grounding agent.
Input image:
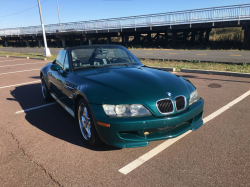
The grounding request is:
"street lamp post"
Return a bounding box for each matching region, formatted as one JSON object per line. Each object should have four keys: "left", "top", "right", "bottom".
{"left": 57, "top": 0, "right": 61, "bottom": 32}
{"left": 37, "top": 0, "right": 51, "bottom": 56}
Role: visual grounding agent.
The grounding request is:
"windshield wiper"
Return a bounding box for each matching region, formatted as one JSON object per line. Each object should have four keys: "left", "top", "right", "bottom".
{"left": 74, "top": 66, "right": 100, "bottom": 70}
{"left": 74, "top": 64, "right": 113, "bottom": 70}
{"left": 74, "top": 63, "right": 137, "bottom": 71}
{"left": 112, "top": 63, "right": 137, "bottom": 67}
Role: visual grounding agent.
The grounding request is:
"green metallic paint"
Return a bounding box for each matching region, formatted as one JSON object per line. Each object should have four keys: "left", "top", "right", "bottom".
{"left": 73, "top": 65, "right": 196, "bottom": 117}
{"left": 90, "top": 99, "right": 203, "bottom": 148}
{"left": 51, "top": 64, "right": 61, "bottom": 71}
{"left": 40, "top": 45, "right": 204, "bottom": 148}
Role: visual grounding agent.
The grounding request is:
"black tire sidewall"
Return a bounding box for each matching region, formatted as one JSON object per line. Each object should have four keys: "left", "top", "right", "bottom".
{"left": 41, "top": 76, "right": 53, "bottom": 102}
{"left": 77, "top": 98, "right": 102, "bottom": 146}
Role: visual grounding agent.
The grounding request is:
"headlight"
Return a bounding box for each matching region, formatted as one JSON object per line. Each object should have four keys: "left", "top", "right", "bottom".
{"left": 189, "top": 90, "right": 200, "bottom": 106}
{"left": 102, "top": 104, "right": 151, "bottom": 117}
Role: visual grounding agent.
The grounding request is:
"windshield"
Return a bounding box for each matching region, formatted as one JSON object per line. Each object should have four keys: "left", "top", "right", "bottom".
{"left": 70, "top": 46, "right": 142, "bottom": 70}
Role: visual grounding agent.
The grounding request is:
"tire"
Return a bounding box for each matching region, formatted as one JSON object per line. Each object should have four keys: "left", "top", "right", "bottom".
{"left": 41, "top": 75, "right": 53, "bottom": 102}
{"left": 77, "top": 98, "right": 102, "bottom": 146}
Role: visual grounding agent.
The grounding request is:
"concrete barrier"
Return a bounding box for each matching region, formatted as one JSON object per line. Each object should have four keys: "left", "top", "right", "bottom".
{"left": 9, "top": 56, "right": 29, "bottom": 59}
{"left": 29, "top": 57, "right": 47, "bottom": 61}
{"left": 149, "top": 66, "right": 176, "bottom": 72}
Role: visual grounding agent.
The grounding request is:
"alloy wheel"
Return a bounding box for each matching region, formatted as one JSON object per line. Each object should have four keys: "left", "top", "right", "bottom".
{"left": 78, "top": 104, "right": 92, "bottom": 140}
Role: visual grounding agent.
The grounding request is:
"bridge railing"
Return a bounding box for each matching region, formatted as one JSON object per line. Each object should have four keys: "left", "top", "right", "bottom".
{"left": 0, "top": 4, "right": 250, "bottom": 36}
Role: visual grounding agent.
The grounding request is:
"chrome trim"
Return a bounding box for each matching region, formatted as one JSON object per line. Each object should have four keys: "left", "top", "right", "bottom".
{"left": 51, "top": 93, "right": 75, "bottom": 117}
{"left": 78, "top": 104, "right": 91, "bottom": 140}
{"left": 65, "top": 106, "right": 75, "bottom": 116}
{"left": 64, "top": 84, "right": 75, "bottom": 91}
{"left": 156, "top": 98, "right": 174, "bottom": 115}
{"left": 174, "top": 95, "right": 187, "bottom": 112}
{"left": 64, "top": 81, "right": 77, "bottom": 91}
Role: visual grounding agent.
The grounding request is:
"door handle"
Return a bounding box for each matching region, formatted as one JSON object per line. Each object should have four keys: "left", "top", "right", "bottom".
{"left": 49, "top": 72, "right": 52, "bottom": 76}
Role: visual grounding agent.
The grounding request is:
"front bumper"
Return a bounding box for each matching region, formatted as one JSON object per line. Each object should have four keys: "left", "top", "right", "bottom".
{"left": 90, "top": 99, "right": 204, "bottom": 148}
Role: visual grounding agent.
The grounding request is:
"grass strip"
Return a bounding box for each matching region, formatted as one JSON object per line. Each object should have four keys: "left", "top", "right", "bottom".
{"left": 141, "top": 59, "right": 250, "bottom": 73}
{"left": 0, "top": 51, "right": 56, "bottom": 61}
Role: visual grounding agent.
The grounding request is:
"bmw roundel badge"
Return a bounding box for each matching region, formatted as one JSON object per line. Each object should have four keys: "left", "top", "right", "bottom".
{"left": 166, "top": 92, "right": 172, "bottom": 97}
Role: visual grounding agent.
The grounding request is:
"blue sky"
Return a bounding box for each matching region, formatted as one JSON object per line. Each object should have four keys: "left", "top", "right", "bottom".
{"left": 0, "top": 0, "right": 249, "bottom": 29}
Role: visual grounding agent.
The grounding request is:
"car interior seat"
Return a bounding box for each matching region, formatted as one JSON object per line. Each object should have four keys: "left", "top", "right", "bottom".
{"left": 93, "top": 53, "right": 110, "bottom": 65}
{"left": 72, "top": 60, "right": 82, "bottom": 68}
{"left": 71, "top": 50, "right": 83, "bottom": 68}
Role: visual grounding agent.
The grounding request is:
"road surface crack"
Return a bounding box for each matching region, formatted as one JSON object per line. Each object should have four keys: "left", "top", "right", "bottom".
{"left": 0, "top": 127, "right": 63, "bottom": 187}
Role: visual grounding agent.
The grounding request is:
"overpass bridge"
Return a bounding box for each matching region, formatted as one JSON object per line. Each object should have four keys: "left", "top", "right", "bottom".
{"left": 0, "top": 4, "right": 250, "bottom": 48}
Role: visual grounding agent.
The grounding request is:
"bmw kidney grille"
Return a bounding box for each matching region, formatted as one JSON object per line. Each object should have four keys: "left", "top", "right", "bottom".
{"left": 157, "top": 96, "right": 186, "bottom": 114}
{"left": 157, "top": 99, "right": 174, "bottom": 113}
{"left": 175, "top": 96, "right": 185, "bottom": 111}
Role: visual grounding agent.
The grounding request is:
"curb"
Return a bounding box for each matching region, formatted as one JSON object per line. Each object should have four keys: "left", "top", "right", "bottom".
{"left": 29, "top": 57, "right": 47, "bottom": 61}
{"left": 0, "top": 55, "right": 47, "bottom": 61}
{"left": 9, "top": 56, "right": 29, "bottom": 59}
{"left": 181, "top": 68, "right": 250, "bottom": 78}
{"left": 149, "top": 66, "right": 176, "bottom": 72}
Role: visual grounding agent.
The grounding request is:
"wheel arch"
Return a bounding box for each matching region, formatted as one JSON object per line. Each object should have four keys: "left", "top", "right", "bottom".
{"left": 75, "top": 94, "right": 103, "bottom": 146}
{"left": 75, "top": 94, "right": 84, "bottom": 117}
{"left": 40, "top": 63, "right": 51, "bottom": 80}
{"left": 40, "top": 71, "right": 43, "bottom": 78}
{"left": 74, "top": 93, "right": 100, "bottom": 133}
{"left": 74, "top": 92, "right": 90, "bottom": 118}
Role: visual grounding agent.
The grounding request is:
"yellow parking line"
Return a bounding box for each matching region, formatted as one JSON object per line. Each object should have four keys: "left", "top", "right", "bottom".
{"left": 145, "top": 52, "right": 153, "bottom": 54}
{"left": 196, "top": 54, "right": 207, "bottom": 56}
{"left": 168, "top": 53, "right": 178, "bottom": 55}
{"left": 229, "top": 54, "right": 242, "bottom": 57}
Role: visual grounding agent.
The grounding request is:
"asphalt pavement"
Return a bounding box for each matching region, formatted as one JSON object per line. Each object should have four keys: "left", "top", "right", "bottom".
{"left": 0, "top": 57, "right": 249, "bottom": 186}
{"left": 0, "top": 47, "right": 249, "bottom": 63}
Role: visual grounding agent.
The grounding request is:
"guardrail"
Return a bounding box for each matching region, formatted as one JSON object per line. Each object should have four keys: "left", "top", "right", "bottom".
{"left": 0, "top": 4, "right": 250, "bottom": 36}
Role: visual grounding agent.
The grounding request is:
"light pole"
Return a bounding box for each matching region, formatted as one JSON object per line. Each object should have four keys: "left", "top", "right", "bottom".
{"left": 57, "top": 0, "right": 61, "bottom": 32}
{"left": 37, "top": 0, "right": 51, "bottom": 56}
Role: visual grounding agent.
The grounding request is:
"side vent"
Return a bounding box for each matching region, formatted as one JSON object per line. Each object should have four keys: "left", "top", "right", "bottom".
{"left": 64, "top": 81, "right": 77, "bottom": 92}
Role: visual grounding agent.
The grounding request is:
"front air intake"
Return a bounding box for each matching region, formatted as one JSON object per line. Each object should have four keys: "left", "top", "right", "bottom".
{"left": 175, "top": 96, "right": 186, "bottom": 111}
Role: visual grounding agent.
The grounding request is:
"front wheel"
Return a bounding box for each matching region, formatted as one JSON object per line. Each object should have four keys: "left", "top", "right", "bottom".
{"left": 41, "top": 76, "right": 52, "bottom": 101}
{"left": 77, "top": 98, "right": 102, "bottom": 146}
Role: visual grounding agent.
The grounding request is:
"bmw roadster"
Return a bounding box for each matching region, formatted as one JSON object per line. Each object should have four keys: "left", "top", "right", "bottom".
{"left": 40, "top": 45, "right": 204, "bottom": 148}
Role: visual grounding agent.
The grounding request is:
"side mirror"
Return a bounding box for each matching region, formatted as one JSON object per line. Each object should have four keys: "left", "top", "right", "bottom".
{"left": 51, "top": 64, "right": 61, "bottom": 71}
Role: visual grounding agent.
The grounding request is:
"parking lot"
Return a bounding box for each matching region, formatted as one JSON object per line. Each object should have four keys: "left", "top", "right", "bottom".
{"left": 0, "top": 56, "right": 249, "bottom": 186}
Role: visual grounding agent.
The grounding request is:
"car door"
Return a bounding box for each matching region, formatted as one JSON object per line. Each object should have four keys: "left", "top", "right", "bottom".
{"left": 60, "top": 52, "right": 76, "bottom": 111}
{"left": 49, "top": 50, "right": 66, "bottom": 100}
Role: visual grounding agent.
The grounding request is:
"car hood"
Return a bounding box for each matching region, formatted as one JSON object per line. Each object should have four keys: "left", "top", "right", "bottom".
{"left": 75, "top": 65, "right": 192, "bottom": 116}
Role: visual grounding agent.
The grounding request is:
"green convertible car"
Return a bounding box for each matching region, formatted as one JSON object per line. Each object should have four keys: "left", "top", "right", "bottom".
{"left": 40, "top": 45, "right": 204, "bottom": 148}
